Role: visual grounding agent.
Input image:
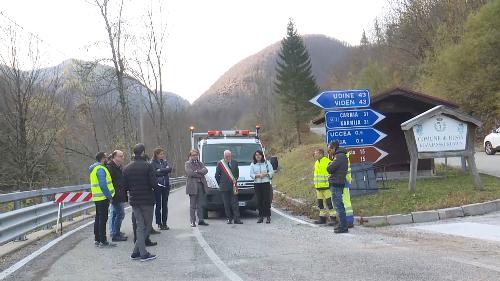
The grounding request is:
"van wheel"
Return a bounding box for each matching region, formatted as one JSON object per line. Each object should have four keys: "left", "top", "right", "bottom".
{"left": 485, "top": 142, "right": 496, "bottom": 155}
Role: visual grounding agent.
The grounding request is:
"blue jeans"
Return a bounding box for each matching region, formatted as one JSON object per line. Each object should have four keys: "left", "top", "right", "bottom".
{"left": 331, "top": 185, "right": 347, "bottom": 230}
{"left": 109, "top": 201, "right": 125, "bottom": 237}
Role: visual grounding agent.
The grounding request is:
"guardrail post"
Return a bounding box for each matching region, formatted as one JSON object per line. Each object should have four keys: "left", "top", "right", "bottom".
{"left": 13, "top": 200, "right": 27, "bottom": 242}
{"left": 42, "top": 195, "right": 53, "bottom": 230}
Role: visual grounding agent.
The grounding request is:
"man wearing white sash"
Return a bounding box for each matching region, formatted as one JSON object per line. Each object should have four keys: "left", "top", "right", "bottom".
{"left": 215, "top": 150, "right": 243, "bottom": 224}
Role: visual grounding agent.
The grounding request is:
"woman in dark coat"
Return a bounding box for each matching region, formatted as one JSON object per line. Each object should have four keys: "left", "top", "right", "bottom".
{"left": 151, "top": 147, "right": 173, "bottom": 230}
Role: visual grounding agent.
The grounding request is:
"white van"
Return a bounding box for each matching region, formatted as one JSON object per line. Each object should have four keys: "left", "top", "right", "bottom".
{"left": 190, "top": 127, "right": 277, "bottom": 218}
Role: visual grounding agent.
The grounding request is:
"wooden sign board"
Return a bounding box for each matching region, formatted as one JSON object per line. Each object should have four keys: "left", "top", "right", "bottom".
{"left": 401, "top": 106, "right": 483, "bottom": 192}
{"left": 347, "top": 146, "right": 388, "bottom": 164}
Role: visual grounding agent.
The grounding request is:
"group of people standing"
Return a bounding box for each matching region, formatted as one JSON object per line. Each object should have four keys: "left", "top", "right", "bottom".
{"left": 313, "top": 140, "right": 353, "bottom": 234}
{"left": 185, "top": 149, "right": 274, "bottom": 226}
{"left": 87, "top": 139, "right": 349, "bottom": 262}
{"left": 88, "top": 143, "right": 172, "bottom": 262}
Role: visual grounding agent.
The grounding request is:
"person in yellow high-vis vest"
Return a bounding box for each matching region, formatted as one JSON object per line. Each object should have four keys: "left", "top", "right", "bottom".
{"left": 313, "top": 148, "right": 337, "bottom": 225}
{"left": 89, "top": 152, "right": 116, "bottom": 247}
{"left": 344, "top": 152, "right": 354, "bottom": 228}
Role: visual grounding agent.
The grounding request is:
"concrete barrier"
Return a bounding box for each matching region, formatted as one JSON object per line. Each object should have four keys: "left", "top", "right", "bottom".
{"left": 462, "top": 203, "right": 486, "bottom": 216}
{"left": 387, "top": 214, "right": 413, "bottom": 225}
{"left": 482, "top": 201, "right": 497, "bottom": 214}
{"left": 438, "top": 207, "right": 464, "bottom": 220}
{"left": 358, "top": 216, "right": 388, "bottom": 227}
{"left": 494, "top": 199, "right": 500, "bottom": 211}
{"left": 411, "top": 210, "right": 439, "bottom": 223}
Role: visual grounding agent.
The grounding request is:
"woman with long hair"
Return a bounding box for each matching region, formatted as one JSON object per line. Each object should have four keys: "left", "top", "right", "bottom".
{"left": 249, "top": 150, "right": 274, "bottom": 223}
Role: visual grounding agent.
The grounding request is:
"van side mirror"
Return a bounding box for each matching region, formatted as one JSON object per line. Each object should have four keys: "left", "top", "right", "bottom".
{"left": 270, "top": 156, "right": 279, "bottom": 171}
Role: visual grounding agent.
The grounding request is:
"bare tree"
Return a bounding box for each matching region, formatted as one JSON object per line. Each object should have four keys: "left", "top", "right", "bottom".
{"left": 94, "top": 0, "right": 133, "bottom": 149}
{"left": 0, "top": 25, "right": 65, "bottom": 189}
{"left": 130, "top": 0, "right": 169, "bottom": 147}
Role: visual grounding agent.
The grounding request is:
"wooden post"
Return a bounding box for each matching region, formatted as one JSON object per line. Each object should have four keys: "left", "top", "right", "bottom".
{"left": 403, "top": 130, "right": 418, "bottom": 192}
{"left": 444, "top": 157, "right": 448, "bottom": 177}
{"left": 460, "top": 156, "right": 467, "bottom": 172}
{"left": 466, "top": 154, "right": 484, "bottom": 191}
{"left": 466, "top": 127, "right": 483, "bottom": 190}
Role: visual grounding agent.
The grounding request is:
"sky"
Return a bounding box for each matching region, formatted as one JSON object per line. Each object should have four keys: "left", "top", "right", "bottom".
{"left": 0, "top": 0, "right": 387, "bottom": 103}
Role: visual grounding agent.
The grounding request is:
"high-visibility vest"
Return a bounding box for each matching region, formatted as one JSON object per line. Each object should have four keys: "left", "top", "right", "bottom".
{"left": 89, "top": 164, "right": 115, "bottom": 202}
{"left": 314, "top": 157, "right": 331, "bottom": 189}
{"left": 346, "top": 152, "right": 352, "bottom": 183}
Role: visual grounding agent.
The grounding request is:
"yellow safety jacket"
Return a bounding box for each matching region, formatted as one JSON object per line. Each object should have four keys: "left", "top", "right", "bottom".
{"left": 89, "top": 164, "right": 115, "bottom": 202}
{"left": 314, "top": 157, "right": 331, "bottom": 190}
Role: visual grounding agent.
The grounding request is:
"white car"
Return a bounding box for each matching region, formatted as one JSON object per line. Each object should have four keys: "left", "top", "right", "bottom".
{"left": 484, "top": 127, "right": 500, "bottom": 155}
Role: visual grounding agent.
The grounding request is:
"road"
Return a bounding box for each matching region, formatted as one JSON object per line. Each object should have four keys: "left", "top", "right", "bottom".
{"left": 3, "top": 187, "right": 500, "bottom": 281}
{"left": 435, "top": 152, "right": 500, "bottom": 177}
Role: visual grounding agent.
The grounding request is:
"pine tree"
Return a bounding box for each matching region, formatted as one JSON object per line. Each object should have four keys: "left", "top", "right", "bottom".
{"left": 360, "top": 30, "right": 369, "bottom": 47}
{"left": 274, "top": 19, "right": 320, "bottom": 145}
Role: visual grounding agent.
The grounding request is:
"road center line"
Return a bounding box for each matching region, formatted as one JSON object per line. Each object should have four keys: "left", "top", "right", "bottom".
{"left": 192, "top": 227, "right": 244, "bottom": 281}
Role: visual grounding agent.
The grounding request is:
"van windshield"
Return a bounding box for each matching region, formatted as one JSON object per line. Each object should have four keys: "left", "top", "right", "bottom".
{"left": 202, "top": 143, "right": 262, "bottom": 166}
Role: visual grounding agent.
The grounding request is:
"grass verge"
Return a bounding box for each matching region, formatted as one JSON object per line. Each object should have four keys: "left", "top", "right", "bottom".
{"left": 273, "top": 140, "right": 500, "bottom": 217}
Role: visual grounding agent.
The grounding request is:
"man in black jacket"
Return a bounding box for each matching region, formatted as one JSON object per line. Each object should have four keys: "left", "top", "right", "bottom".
{"left": 215, "top": 150, "right": 243, "bottom": 224}
{"left": 107, "top": 150, "right": 128, "bottom": 242}
{"left": 123, "top": 143, "right": 157, "bottom": 262}
{"left": 327, "top": 141, "right": 349, "bottom": 234}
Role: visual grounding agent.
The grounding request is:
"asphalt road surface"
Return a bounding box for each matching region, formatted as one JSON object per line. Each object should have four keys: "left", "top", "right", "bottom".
{"left": 435, "top": 152, "right": 500, "bottom": 177}
{"left": 3, "top": 187, "right": 500, "bottom": 281}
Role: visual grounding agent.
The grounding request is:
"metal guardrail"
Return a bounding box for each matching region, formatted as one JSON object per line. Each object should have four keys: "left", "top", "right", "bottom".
{"left": 0, "top": 177, "right": 186, "bottom": 245}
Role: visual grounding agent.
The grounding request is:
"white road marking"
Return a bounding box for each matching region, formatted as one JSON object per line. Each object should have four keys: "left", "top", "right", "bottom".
{"left": 448, "top": 257, "right": 500, "bottom": 273}
{"left": 0, "top": 220, "right": 94, "bottom": 280}
{"left": 192, "top": 227, "right": 244, "bottom": 281}
{"left": 271, "top": 207, "right": 356, "bottom": 237}
{"left": 271, "top": 206, "right": 318, "bottom": 227}
{"left": 0, "top": 186, "right": 186, "bottom": 280}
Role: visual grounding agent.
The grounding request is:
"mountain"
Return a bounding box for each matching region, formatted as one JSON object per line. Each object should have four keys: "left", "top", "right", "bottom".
{"left": 190, "top": 34, "right": 350, "bottom": 130}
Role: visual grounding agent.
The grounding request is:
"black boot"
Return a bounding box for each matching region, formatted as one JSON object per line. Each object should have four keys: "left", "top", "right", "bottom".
{"left": 266, "top": 216, "right": 271, "bottom": 224}
{"left": 328, "top": 216, "right": 339, "bottom": 227}
{"left": 257, "top": 217, "right": 263, "bottom": 223}
{"left": 314, "top": 216, "right": 327, "bottom": 224}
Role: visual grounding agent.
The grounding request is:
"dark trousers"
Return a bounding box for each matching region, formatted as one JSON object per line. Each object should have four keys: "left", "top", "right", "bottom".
{"left": 94, "top": 199, "right": 109, "bottom": 243}
{"left": 189, "top": 182, "right": 206, "bottom": 223}
{"left": 132, "top": 212, "right": 152, "bottom": 243}
{"left": 154, "top": 187, "right": 170, "bottom": 225}
{"left": 221, "top": 189, "right": 240, "bottom": 220}
{"left": 331, "top": 185, "right": 347, "bottom": 230}
{"left": 254, "top": 182, "right": 272, "bottom": 217}
{"left": 132, "top": 205, "right": 154, "bottom": 256}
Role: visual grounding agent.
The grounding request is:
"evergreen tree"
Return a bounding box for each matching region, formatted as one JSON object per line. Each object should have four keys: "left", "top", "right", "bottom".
{"left": 360, "top": 30, "right": 369, "bottom": 47}
{"left": 274, "top": 19, "right": 320, "bottom": 145}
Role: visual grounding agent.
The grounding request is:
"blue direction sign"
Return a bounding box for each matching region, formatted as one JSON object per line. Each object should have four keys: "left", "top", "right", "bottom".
{"left": 310, "top": 89, "right": 370, "bottom": 109}
{"left": 326, "top": 128, "right": 387, "bottom": 147}
{"left": 325, "top": 109, "right": 385, "bottom": 129}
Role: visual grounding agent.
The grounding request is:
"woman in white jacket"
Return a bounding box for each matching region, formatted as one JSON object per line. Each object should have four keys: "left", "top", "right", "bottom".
{"left": 250, "top": 150, "right": 274, "bottom": 223}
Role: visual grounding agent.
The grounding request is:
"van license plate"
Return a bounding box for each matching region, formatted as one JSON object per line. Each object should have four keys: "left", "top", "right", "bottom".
{"left": 238, "top": 201, "right": 246, "bottom": 207}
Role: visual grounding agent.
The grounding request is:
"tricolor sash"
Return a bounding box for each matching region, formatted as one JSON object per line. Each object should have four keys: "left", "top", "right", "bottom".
{"left": 219, "top": 159, "right": 238, "bottom": 194}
